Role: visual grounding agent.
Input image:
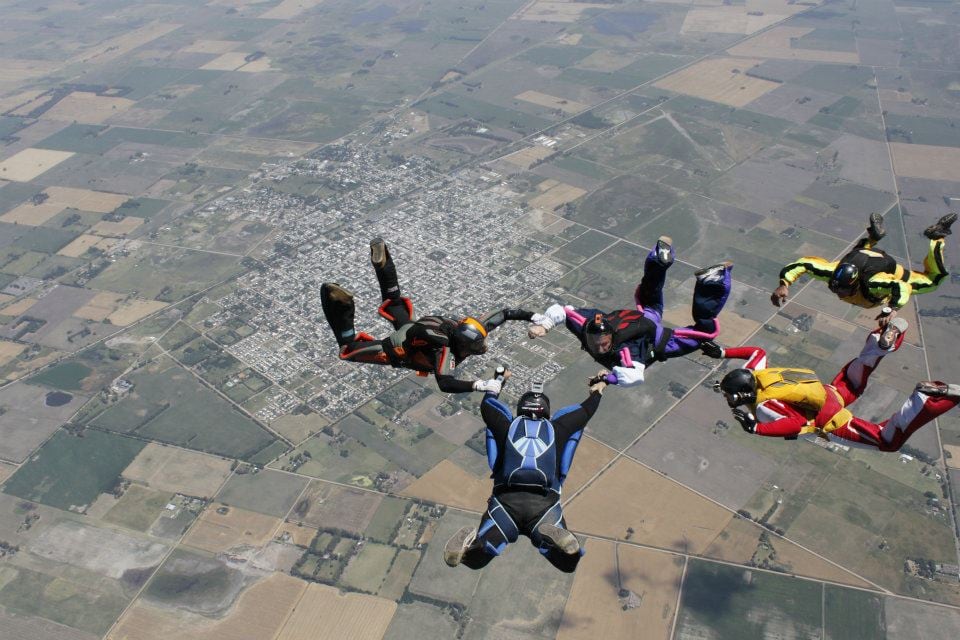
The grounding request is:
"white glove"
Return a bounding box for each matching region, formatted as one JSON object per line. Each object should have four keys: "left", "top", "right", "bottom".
{"left": 530, "top": 312, "right": 554, "bottom": 329}
{"left": 473, "top": 378, "right": 503, "bottom": 395}
{"left": 611, "top": 363, "right": 645, "bottom": 387}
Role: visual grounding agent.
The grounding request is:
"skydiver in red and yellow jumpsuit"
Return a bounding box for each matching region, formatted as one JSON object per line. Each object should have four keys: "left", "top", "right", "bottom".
{"left": 704, "top": 320, "right": 959, "bottom": 451}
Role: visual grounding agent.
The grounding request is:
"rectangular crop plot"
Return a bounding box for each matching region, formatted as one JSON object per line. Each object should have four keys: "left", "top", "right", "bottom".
{"left": 675, "top": 559, "right": 822, "bottom": 640}
{"left": 2, "top": 429, "right": 145, "bottom": 511}
{"left": 91, "top": 356, "right": 278, "bottom": 460}
{"left": 340, "top": 542, "right": 396, "bottom": 594}
{"left": 0, "top": 148, "right": 74, "bottom": 182}
{"left": 216, "top": 468, "right": 309, "bottom": 518}
{"left": 824, "top": 585, "right": 884, "bottom": 640}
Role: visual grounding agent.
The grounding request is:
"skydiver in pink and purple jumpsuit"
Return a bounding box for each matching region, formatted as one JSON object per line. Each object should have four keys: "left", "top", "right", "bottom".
{"left": 528, "top": 237, "right": 733, "bottom": 386}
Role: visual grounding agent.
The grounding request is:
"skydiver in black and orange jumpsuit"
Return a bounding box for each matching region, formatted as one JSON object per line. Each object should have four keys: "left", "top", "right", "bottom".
{"left": 320, "top": 238, "right": 534, "bottom": 394}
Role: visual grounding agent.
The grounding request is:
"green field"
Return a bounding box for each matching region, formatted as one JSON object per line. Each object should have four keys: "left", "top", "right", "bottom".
{"left": 676, "top": 560, "right": 823, "bottom": 640}
{"left": 102, "top": 484, "right": 172, "bottom": 532}
{"left": 216, "top": 468, "right": 309, "bottom": 518}
{"left": 92, "top": 357, "right": 278, "bottom": 460}
{"left": 26, "top": 361, "right": 92, "bottom": 391}
{"left": 415, "top": 92, "right": 553, "bottom": 134}
{"left": 0, "top": 564, "right": 127, "bottom": 635}
{"left": 366, "top": 496, "right": 409, "bottom": 543}
{"left": 88, "top": 245, "right": 241, "bottom": 302}
{"left": 824, "top": 585, "right": 885, "bottom": 640}
{"left": 2, "top": 429, "right": 145, "bottom": 511}
{"left": 340, "top": 542, "right": 397, "bottom": 594}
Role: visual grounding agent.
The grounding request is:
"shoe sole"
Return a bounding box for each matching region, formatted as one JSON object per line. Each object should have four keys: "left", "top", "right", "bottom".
{"left": 370, "top": 238, "right": 387, "bottom": 267}
{"left": 916, "top": 382, "right": 960, "bottom": 399}
{"left": 868, "top": 213, "right": 886, "bottom": 241}
{"left": 924, "top": 213, "right": 957, "bottom": 239}
{"left": 443, "top": 526, "right": 476, "bottom": 567}
{"left": 695, "top": 262, "right": 732, "bottom": 278}
{"left": 537, "top": 523, "right": 580, "bottom": 555}
{"left": 321, "top": 283, "right": 354, "bottom": 305}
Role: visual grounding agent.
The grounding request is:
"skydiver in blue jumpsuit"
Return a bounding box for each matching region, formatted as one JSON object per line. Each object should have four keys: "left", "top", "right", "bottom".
{"left": 528, "top": 237, "right": 732, "bottom": 386}
{"left": 443, "top": 375, "right": 607, "bottom": 573}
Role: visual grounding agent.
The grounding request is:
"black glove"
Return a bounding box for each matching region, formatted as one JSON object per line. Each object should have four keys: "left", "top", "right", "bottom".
{"left": 700, "top": 340, "right": 724, "bottom": 359}
{"left": 732, "top": 408, "right": 757, "bottom": 434}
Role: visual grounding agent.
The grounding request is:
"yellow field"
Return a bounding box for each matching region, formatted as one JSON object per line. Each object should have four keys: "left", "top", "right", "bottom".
{"left": 181, "top": 39, "right": 241, "bottom": 54}
{"left": 183, "top": 503, "right": 281, "bottom": 553}
{"left": 703, "top": 514, "right": 763, "bottom": 563}
{"left": 0, "top": 148, "right": 74, "bottom": 182}
{"left": 276, "top": 583, "right": 396, "bottom": 640}
{"left": 260, "top": 0, "right": 325, "bottom": 20}
{"left": 0, "top": 202, "right": 64, "bottom": 226}
{"left": 0, "top": 89, "right": 46, "bottom": 115}
{"left": 110, "top": 299, "right": 168, "bottom": 325}
{"left": 43, "top": 186, "right": 129, "bottom": 212}
{"left": 945, "top": 445, "right": 960, "bottom": 470}
{"left": 558, "top": 33, "right": 583, "bottom": 45}
{"left": 240, "top": 57, "right": 274, "bottom": 72}
{"left": 728, "top": 26, "right": 860, "bottom": 63}
{"left": 655, "top": 57, "right": 779, "bottom": 108}
{"left": 0, "top": 59, "right": 59, "bottom": 85}
{"left": 516, "top": 1, "right": 611, "bottom": 23}
{"left": 400, "top": 459, "right": 488, "bottom": 512}
{"left": 1, "top": 298, "right": 38, "bottom": 316}
{"left": 90, "top": 216, "right": 144, "bottom": 237}
{"left": 109, "top": 572, "right": 307, "bottom": 640}
{"left": 277, "top": 521, "right": 318, "bottom": 547}
{"left": 58, "top": 234, "right": 118, "bottom": 258}
{"left": 72, "top": 22, "right": 182, "bottom": 65}
{"left": 200, "top": 52, "right": 253, "bottom": 71}
{"left": 565, "top": 458, "right": 733, "bottom": 554}
{"left": 74, "top": 292, "right": 126, "bottom": 321}
{"left": 122, "top": 442, "right": 233, "bottom": 497}
{"left": 42, "top": 92, "right": 136, "bottom": 124}
{"left": 890, "top": 143, "right": 960, "bottom": 182}
{"left": 502, "top": 145, "right": 556, "bottom": 169}
{"left": 0, "top": 340, "right": 26, "bottom": 367}
{"left": 0, "top": 461, "right": 14, "bottom": 484}
{"left": 769, "top": 535, "right": 874, "bottom": 587}
{"left": 515, "top": 90, "right": 589, "bottom": 114}
{"left": 558, "top": 539, "right": 683, "bottom": 640}
{"left": 682, "top": 1, "right": 805, "bottom": 35}
{"left": 562, "top": 436, "right": 616, "bottom": 497}
{"left": 529, "top": 181, "right": 587, "bottom": 211}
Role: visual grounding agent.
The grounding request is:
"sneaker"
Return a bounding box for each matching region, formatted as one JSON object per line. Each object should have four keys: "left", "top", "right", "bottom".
{"left": 654, "top": 236, "right": 673, "bottom": 267}
{"left": 878, "top": 317, "right": 908, "bottom": 350}
{"left": 867, "top": 212, "right": 886, "bottom": 243}
{"left": 924, "top": 213, "right": 957, "bottom": 240}
{"left": 536, "top": 523, "right": 580, "bottom": 555}
{"left": 444, "top": 526, "right": 478, "bottom": 567}
{"left": 370, "top": 237, "right": 390, "bottom": 268}
{"left": 695, "top": 261, "right": 733, "bottom": 283}
{"left": 915, "top": 381, "right": 960, "bottom": 399}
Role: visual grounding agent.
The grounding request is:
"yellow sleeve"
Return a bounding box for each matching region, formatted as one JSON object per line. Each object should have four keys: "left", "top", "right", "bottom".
{"left": 867, "top": 273, "right": 910, "bottom": 308}
{"left": 779, "top": 256, "right": 837, "bottom": 286}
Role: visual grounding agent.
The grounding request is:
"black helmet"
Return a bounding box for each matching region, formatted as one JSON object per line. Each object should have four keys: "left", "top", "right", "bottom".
{"left": 583, "top": 312, "right": 614, "bottom": 355}
{"left": 715, "top": 368, "right": 757, "bottom": 407}
{"left": 828, "top": 263, "right": 859, "bottom": 296}
{"left": 517, "top": 391, "right": 550, "bottom": 420}
{"left": 454, "top": 317, "right": 487, "bottom": 356}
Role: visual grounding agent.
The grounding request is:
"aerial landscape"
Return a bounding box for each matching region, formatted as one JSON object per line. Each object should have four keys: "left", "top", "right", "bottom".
{"left": 0, "top": 0, "right": 959, "bottom": 638}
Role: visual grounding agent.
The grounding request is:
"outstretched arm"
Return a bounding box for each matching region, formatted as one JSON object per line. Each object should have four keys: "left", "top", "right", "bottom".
{"left": 481, "top": 393, "right": 513, "bottom": 470}
{"left": 481, "top": 308, "right": 535, "bottom": 332}
{"left": 723, "top": 345, "right": 768, "bottom": 370}
{"left": 779, "top": 256, "right": 837, "bottom": 286}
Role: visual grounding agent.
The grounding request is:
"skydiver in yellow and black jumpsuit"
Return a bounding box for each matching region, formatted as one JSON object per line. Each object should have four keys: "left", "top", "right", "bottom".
{"left": 320, "top": 238, "right": 534, "bottom": 394}
{"left": 770, "top": 212, "right": 955, "bottom": 326}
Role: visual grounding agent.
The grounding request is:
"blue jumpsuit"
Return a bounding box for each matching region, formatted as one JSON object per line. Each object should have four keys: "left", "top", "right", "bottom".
{"left": 458, "top": 390, "right": 602, "bottom": 573}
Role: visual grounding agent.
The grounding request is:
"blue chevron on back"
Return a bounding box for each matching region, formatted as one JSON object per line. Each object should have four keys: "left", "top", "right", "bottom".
{"left": 494, "top": 417, "right": 559, "bottom": 494}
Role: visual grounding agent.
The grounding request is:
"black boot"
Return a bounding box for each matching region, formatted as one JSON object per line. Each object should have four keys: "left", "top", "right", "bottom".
{"left": 867, "top": 212, "right": 886, "bottom": 243}
{"left": 320, "top": 283, "right": 356, "bottom": 346}
{"left": 370, "top": 238, "right": 401, "bottom": 300}
{"left": 924, "top": 213, "right": 957, "bottom": 240}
